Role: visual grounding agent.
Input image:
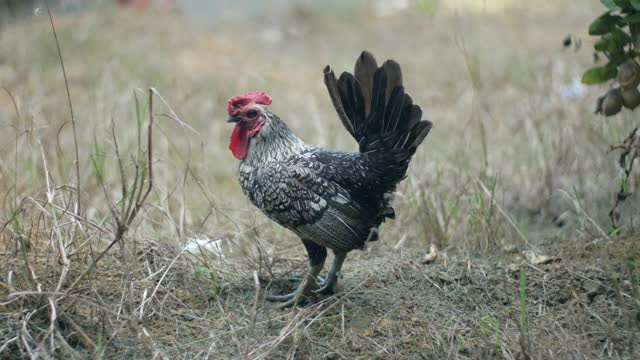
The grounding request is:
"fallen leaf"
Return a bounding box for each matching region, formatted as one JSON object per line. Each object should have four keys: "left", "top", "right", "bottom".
{"left": 522, "top": 250, "right": 559, "bottom": 265}
{"left": 507, "top": 263, "right": 520, "bottom": 273}
{"left": 502, "top": 244, "right": 519, "bottom": 254}
{"left": 379, "top": 318, "right": 393, "bottom": 329}
{"left": 422, "top": 244, "right": 439, "bottom": 264}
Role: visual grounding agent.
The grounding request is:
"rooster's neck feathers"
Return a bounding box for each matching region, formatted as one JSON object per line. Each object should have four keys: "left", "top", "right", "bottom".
{"left": 241, "top": 112, "right": 307, "bottom": 167}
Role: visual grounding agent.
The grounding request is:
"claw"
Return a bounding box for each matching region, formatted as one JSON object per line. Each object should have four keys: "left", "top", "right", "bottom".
{"left": 266, "top": 291, "right": 312, "bottom": 308}
{"left": 314, "top": 272, "right": 339, "bottom": 295}
{"left": 313, "top": 284, "right": 336, "bottom": 296}
{"left": 265, "top": 275, "right": 319, "bottom": 307}
{"left": 265, "top": 292, "right": 297, "bottom": 302}
{"left": 276, "top": 294, "right": 311, "bottom": 308}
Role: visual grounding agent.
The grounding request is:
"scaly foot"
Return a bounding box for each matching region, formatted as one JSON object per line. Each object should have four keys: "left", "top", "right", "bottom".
{"left": 265, "top": 275, "right": 320, "bottom": 307}
{"left": 314, "top": 272, "right": 339, "bottom": 295}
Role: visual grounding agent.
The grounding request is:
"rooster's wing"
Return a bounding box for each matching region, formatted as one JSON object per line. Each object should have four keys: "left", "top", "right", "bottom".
{"left": 248, "top": 160, "right": 373, "bottom": 251}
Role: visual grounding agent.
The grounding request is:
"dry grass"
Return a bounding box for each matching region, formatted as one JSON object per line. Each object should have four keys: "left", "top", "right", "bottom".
{"left": 1, "top": 1, "right": 640, "bottom": 359}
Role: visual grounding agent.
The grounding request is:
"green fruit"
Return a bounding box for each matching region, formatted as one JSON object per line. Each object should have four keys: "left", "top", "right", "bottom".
{"left": 594, "top": 95, "right": 605, "bottom": 115}
{"left": 602, "top": 88, "right": 623, "bottom": 116}
{"left": 617, "top": 59, "right": 640, "bottom": 90}
{"left": 622, "top": 87, "right": 640, "bottom": 110}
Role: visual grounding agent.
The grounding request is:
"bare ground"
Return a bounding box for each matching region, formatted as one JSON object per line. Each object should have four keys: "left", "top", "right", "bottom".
{"left": 2, "top": 234, "right": 639, "bottom": 359}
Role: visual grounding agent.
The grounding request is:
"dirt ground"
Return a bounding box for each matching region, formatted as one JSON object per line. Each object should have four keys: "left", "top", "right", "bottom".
{"left": 3, "top": 234, "right": 639, "bottom": 359}
{"left": 1, "top": 1, "right": 640, "bottom": 359}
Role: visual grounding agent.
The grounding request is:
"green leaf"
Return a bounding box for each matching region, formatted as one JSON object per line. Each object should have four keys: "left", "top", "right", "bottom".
{"left": 134, "top": 92, "right": 143, "bottom": 130}
{"left": 193, "top": 266, "right": 211, "bottom": 277}
{"left": 632, "top": 0, "right": 640, "bottom": 10}
{"left": 623, "top": 13, "right": 640, "bottom": 23}
{"left": 602, "top": 0, "right": 619, "bottom": 9}
{"left": 609, "top": 227, "right": 623, "bottom": 236}
{"left": 582, "top": 65, "right": 617, "bottom": 84}
{"left": 611, "top": 26, "right": 633, "bottom": 43}
{"left": 615, "top": 0, "right": 634, "bottom": 10}
{"left": 595, "top": 32, "right": 627, "bottom": 55}
{"left": 609, "top": 52, "right": 629, "bottom": 67}
{"left": 590, "top": 13, "right": 625, "bottom": 35}
{"left": 12, "top": 210, "right": 22, "bottom": 234}
{"left": 92, "top": 139, "right": 104, "bottom": 183}
{"left": 629, "top": 23, "right": 640, "bottom": 49}
{"left": 595, "top": 37, "right": 611, "bottom": 51}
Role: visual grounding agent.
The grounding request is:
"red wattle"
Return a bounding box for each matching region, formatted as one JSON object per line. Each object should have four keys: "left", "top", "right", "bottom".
{"left": 229, "top": 123, "right": 249, "bottom": 160}
{"left": 229, "top": 120, "right": 265, "bottom": 160}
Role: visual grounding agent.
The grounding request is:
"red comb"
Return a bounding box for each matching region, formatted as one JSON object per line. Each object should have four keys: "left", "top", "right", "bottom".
{"left": 227, "top": 91, "right": 272, "bottom": 116}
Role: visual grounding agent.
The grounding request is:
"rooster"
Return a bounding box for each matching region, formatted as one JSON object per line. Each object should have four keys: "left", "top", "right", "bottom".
{"left": 227, "top": 51, "right": 432, "bottom": 306}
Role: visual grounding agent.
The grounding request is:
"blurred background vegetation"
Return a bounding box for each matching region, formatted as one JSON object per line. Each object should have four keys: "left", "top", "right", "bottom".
{"left": 1, "top": 0, "right": 631, "bottom": 251}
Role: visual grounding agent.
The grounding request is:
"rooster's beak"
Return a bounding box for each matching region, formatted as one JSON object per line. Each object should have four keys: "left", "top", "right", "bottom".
{"left": 227, "top": 115, "right": 241, "bottom": 123}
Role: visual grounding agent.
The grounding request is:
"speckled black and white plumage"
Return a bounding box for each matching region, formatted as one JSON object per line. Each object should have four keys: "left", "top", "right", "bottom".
{"left": 240, "top": 134, "right": 376, "bottom": 251}
{"left": 230, "top": 51, "right": 432, "bottom": 304}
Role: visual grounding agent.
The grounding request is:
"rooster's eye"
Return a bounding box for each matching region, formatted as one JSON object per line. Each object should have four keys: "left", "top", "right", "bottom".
{"left": 246, "top": 110, "right": 258, "bottom": 119}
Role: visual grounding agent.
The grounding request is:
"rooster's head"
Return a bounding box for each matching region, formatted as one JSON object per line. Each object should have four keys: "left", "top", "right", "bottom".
{"left": 226, "top": 91, "right": 272, "bottom": 160}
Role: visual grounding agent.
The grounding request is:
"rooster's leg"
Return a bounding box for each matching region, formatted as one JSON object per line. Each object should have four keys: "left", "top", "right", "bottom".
{"left": 265, "top": 240, "right": 326, "bottom": 305}
{"left": 315, "top": 251, "right": 347, "bottom": 295}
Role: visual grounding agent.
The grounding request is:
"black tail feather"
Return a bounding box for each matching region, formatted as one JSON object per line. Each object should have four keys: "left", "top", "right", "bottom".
{"left": 368, "top": 67, "right": 387, "bottom": 135}
{"left": 354, "top": 51, "right": 378, "bottom": 115}
{"left": 410, "top": 120, "right": 433, "bottom": 149}
{"left": 323, "top": 65, "right": 353, "bottom": 136}
{"left": 325, "top": 51, "right": 431, "bottom": 153}
{"left": 384, "top": 86, "right": 406, "bottom": 133}
{"left": 324, "top": 51, "right": 433, "bottom": 190}
{"left": 382, "top": 59, "right": 403, "bottom": 102}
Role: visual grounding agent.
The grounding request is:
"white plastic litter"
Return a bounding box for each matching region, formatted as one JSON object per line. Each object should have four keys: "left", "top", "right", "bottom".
{"left": 185, "top": 238, "right": 225, "bottom": 258}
